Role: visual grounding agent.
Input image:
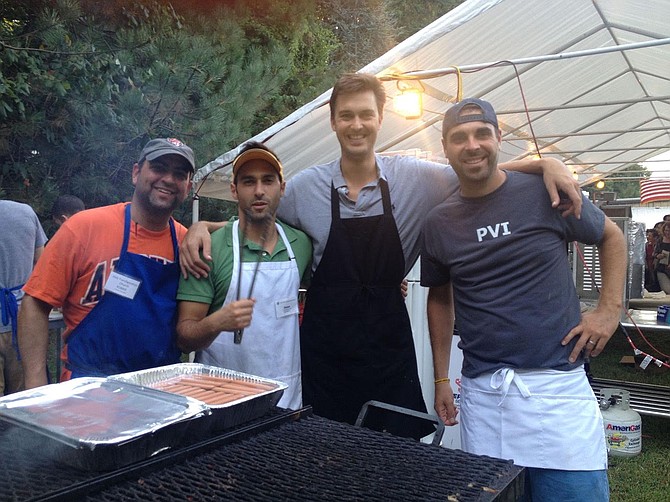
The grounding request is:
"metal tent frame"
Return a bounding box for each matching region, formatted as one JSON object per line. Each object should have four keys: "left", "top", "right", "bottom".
{"left": 193, "top": 0, "right": 670, "bottom": 204}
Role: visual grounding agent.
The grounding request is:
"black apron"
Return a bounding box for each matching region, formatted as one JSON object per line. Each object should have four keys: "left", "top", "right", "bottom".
{"left": 301, "top": 179, "right": 432, "bottom": 439}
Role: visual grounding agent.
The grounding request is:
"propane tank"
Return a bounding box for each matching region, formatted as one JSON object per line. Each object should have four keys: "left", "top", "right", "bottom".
{"left": 599, "top": 388, "right": 642, "bottom": 457}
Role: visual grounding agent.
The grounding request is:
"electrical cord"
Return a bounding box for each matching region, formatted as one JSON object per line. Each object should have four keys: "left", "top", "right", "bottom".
{"left": 457, "top": 59, "right": 542, "bottom": 157}
{"left": 574, "top": 242, "right": 670, "bottom": 369}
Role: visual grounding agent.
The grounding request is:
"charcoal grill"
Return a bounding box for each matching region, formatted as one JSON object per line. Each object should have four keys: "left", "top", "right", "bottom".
{"left": 0, "top": 407, "right": 524, "bottom": 501}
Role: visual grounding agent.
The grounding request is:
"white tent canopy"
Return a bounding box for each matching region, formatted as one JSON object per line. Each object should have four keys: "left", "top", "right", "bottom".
{"left": 193, "top": 0, "right": 670, "bottom": 202}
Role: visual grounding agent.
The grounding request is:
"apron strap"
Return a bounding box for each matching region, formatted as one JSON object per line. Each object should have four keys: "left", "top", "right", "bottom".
{"left": 1, "top": 285, "right": 24, "bottom": 360}
{"left": 122, "top": 204, "right": 179, "bottom": 261}
{"left": 330, "top": 182, "right": 341, "bottom": 218}
{"left": 168, "top": 217, "right": 179, "bottom": 262}
{"left": 490, "top": 368, "right": 532, "bottom": 405}
{"left": 330, "top": 178, "right": 393, "bottom": 219}
{"left": 121, "top": 204, "right": 132, "bottom": 255}
{"left": 380, "top": 178, "right": 392, "bottom": 214}
{"left": 230, "top": 220, "right": 297, "bottom": 296}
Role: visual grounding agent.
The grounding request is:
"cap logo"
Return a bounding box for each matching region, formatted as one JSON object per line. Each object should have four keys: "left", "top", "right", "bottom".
{"left": 139, "top": 137, "right": 195, "bottom": 172}
{"left": 167, "top": 138, "right": 186, "bottom": 148}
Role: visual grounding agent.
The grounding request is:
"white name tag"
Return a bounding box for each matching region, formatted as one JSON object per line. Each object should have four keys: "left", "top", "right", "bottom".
{"left": 105, "top": 271, "right": 141, "bottom": 300}
{"left": 275, "top": 298, "right": 298, "bottom": 319}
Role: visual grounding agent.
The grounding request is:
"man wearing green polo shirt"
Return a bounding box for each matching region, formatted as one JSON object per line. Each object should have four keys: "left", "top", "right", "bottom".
{"left": 176, "top": 142, "right": 311, "bottom": 410}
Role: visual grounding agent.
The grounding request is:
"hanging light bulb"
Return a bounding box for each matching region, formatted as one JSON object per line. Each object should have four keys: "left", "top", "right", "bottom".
{"left": 393, "top": 81, "right": 424, "bottom": 119}
{"left": 595, "top": 180, "right": 605, "bottom": 189}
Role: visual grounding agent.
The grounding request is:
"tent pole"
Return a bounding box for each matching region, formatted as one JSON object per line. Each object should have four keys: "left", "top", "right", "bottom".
{"left": 191, "top": 196, "right": 199, "bottom": 224}
{"left": 382, "top": 38, "right": 670, "bottom": 81}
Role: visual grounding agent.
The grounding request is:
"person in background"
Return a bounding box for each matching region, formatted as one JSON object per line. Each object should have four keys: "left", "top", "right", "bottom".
{"left": 645, "top": 228, "right": 660, "bottom": 292}
{"left": 654, "top": 222, "right": 670, "bottom": 294}
{"left": 421, "top": 98, "right": 626, "bottom": 501}
{"left": 180, "top": 73, "right": 584, "bottom": 439}
{"left": 19, "top": 138, "right": 195, "bottom": 387}
{"left": 51, "top": 195, "right": 85, "bottom": 228}
{"left": 663, "top": 214, "right": 670, "bottom": 223}
{"left": 176, "top": 142, "right": 312, "bottom": 409}
{"left": 0, "top": 200, "right": 48, "bottom": 395}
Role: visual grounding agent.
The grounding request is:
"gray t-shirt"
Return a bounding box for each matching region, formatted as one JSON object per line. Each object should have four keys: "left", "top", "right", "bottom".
{"left": 278, "top": 154, "right": 458, "bottom": 274}
{"left": 420, "top": 171, "right": 605, "bottom": 378}
{"left": 1, "top": 200, "right": 48, "bottom": 333}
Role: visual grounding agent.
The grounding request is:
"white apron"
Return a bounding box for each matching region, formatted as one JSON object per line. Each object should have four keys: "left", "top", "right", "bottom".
{"left": 196, "top": 221, "right": 302, "bottom": 410}
{"left": 460, "top": 366, "right": 607, "bottom": 470}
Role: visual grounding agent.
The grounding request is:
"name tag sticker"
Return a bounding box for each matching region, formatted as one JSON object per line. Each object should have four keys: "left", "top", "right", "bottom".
{"left": 105, "top": 271, "right": 141, "bottom": 300}
{"left": 275, "top": 298, "right": 298, "bottom": 319}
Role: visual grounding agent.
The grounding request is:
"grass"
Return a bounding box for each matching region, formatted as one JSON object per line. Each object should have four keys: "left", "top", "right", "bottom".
{"left": 588, "top": 324, "right": 670, "bottom": 387}
{"left": 588, "top": 324, "right": 670, "bottom": 502}
{"left": 47, "top": 328, "right": 61, "bottom": 383}
{"left": 607, "top": 415, "right": 670, "bottom": 502}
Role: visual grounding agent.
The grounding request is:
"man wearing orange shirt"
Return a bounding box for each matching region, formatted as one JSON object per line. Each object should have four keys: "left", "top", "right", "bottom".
{"left": 19, "top": 138, "right": 194, "bottom": 387}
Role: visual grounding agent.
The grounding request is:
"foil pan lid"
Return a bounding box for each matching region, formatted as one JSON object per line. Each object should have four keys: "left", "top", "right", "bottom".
{"left": 0, "top": 377, "right": 209, "bottom": 447}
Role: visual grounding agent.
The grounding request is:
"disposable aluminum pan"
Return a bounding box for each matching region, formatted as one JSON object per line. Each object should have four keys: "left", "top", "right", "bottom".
{"left": 111, "top": 363, "right": 286, "bottom": 432}
{"left": 0, "top": 377, "right": 210, "bottom": 471}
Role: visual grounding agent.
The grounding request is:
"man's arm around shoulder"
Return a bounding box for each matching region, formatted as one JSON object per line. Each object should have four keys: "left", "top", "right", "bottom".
{"left": 179, "top": 220, "right": 227, "bottom": 280}
{"left": 501, "top": 157, "right": 582, "bottom": 218}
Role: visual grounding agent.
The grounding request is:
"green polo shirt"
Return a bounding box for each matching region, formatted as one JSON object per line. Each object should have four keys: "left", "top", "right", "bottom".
{"left": 177, "top": 217, "right": 312, "bottom": 314}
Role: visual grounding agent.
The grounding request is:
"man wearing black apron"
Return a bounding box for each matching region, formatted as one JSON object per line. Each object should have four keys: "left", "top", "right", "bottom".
{"left": 19, "top": 138, "right": 194, "bottom": 388}
{"left": 178, "top": 74, "right": 584, "bottom": 440}
{"left": 301, "top": 178, "right": 431, "bottom": 438}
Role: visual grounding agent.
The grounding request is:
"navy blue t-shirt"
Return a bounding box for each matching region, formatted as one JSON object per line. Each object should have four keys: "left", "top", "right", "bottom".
{"left": 420, "top": 171, "right": 605, "bottom": 378}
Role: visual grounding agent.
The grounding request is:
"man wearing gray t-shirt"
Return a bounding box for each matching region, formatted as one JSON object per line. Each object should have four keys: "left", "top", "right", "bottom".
{"left": 0, "top": 200, "right": 47, "bottom": 395}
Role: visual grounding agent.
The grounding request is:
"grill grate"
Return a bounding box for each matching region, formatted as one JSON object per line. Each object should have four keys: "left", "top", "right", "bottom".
{"left": 83, "top": 416, "right": 523, "bottom": 501}
{"left": 0, "top": 410, "right": 523, "bottom": 501}
{"left": 0, "top": 425, "right": 91, "bottom": 501}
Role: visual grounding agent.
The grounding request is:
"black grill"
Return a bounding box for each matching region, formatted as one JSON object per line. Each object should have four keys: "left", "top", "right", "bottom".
{"left": 0, "top": 408, "right": 523, "bottom": 501}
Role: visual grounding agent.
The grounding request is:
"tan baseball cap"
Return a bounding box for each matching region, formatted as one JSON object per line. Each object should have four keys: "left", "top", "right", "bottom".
{"left": 232, "top": 147, "right": 283, "bottom": 181}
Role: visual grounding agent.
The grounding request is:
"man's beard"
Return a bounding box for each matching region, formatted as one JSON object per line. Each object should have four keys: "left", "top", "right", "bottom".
{"left": 137, "top": 187, "right": 183, "bottom": 214}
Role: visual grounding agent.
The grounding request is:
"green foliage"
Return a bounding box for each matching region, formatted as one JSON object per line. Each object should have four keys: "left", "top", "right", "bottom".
{"left": 386, "top": 0, "right": 463, "bottom": 41}
{"left": 0, "top": 0, "right": 451, "bottom": 224}
{"left": 215, "top": 0, "right": 340, "bottom": 131}
{"left": 0, "top": 0, "right": 341, "bottom": 224}
{"left": 584, "top": 164, "right": 648, "bottom": 200}
{"left": 317, "top": 0, "right": 397, "bottom": 72}
{"left": 1, "top": 0, "right": 126, "bottom": 212}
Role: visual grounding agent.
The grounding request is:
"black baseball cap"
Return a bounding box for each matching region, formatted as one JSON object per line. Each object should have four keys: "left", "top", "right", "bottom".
{"left": 442, "top": 98, "right": 499, "bottom": 135}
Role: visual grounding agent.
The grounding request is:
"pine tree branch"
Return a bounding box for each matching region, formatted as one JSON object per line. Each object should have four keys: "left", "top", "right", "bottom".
{"left": 0, "top": 39, "right": 149, "bottom": 56}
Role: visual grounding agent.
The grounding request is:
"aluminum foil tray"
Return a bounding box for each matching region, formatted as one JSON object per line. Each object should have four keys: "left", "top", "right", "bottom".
{"left": 111, "top": 363, "right": 286, "bottom": 432}
{"left": 0, "top": 377, "right": 210, "bottom": 471}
